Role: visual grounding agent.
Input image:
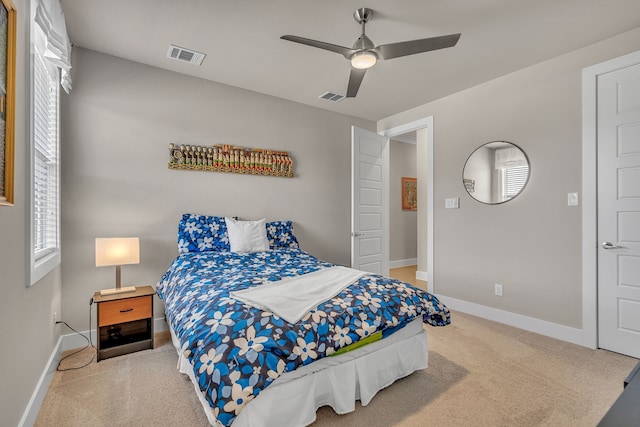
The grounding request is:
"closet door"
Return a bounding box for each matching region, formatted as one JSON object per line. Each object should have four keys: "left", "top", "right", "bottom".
{"left": 597, "top": 62, "right": 640, "bottom": 358}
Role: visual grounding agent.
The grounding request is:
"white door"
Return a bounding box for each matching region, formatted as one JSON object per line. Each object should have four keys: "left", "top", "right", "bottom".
{"left": 351, "top": 126, "right": 389, "bottom": 275}
{"left": 597, "top": 62, "right": 640, "bottom": 358}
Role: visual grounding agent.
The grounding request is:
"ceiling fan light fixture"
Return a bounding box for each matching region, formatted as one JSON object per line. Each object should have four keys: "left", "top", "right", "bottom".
{"left": 350, "top": 51, "right": 377, "bottom": 69}
{"left": 280, "top": 7, "right": 460, "bottom": 97}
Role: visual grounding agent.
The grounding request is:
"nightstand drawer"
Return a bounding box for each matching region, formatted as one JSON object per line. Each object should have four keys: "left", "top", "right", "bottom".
{"left": 99, "top": 296, "right": 152, "bottom": 326}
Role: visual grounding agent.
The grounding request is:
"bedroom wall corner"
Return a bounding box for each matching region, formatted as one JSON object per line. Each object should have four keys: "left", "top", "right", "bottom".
{"left": 377, "top": 26, "right": 640, "bottom": 337}
{"left": 59, "top": 48, "right": 375, "bottom": 331}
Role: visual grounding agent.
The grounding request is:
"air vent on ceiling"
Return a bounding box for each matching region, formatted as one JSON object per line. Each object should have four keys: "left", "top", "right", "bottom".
{"left": 167, "top": 44, "right": 206, "bottom": 66}
{"left": 319, "top": 91, "right": 345, "bottom": 102}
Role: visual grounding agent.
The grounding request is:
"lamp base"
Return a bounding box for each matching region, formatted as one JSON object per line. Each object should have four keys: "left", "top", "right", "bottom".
{"left": 100, "top": 286, "right": 137, "bottom": 296}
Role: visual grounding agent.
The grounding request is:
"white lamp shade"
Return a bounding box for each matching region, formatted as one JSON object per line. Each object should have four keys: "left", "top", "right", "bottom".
{"left": 95, "top": 238, "right": 140, "bottom": 267}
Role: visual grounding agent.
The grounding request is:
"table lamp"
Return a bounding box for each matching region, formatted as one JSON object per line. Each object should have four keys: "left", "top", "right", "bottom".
{"left": 96, "top": 237, "right": 140, "bottom": 296}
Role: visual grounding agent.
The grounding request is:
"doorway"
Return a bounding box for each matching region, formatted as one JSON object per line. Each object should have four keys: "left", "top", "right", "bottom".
{"left": 388, "top": 135, "right": 420, "bottom": 287}
{"left": 382, "top": 117, "right": 434, "bottom": 293}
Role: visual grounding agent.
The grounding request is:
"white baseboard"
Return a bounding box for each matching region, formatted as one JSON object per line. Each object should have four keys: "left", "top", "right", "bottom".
{"left": 18, "top": 336, "right": 63, "bottom": 427}
{"left": 416, "top": 270, "right": 428, "bottom": 281}
{"left": 435, "top": 294, "right": 585, "bottom": 347}
{"left": 415, "top": 270, "right": 431, "bottom": 292}
{"left": 389, "top": 258, "right": 417, "bottom": 269}
{"left": 19, "top": 317, "right": 169, "bottom": 425}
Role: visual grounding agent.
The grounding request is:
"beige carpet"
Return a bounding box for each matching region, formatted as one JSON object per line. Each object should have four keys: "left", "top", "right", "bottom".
{"left": 36, "top": 269, "right": 638, "bottom": 426}
{"left": 35, "top": 312, "right": 638, "bottom": 427}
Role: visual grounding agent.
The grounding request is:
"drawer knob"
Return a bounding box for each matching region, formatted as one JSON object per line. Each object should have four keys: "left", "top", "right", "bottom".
{"left": 119, "top": 308, "right": 134, "bottom": 313}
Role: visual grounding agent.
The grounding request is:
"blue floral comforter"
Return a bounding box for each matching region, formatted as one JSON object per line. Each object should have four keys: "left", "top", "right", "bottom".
{"left": 156, "top": 248, "right": 450, "bottom": 426}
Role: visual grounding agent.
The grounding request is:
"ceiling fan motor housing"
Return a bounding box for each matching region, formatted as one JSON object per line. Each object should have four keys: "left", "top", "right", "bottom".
{"left": 351, "top": 8, "right": 377, "bottom": 66}
{"left": 353, "top": 8, "right": 373, "bottom": 24}
{"left": 352, "top": 34, "right": 375, "bottom": 51}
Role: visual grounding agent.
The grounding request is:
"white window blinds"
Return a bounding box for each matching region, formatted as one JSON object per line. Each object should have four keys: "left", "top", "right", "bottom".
{"left": 33, "top": 51, "right": 59, "bottom": 258}
{"left": 503, "top": 165, "right": 529, "bottom": 201}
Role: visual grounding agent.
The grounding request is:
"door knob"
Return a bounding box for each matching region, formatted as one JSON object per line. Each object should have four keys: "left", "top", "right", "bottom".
{"left": 351, "top": 232, "right": 365, "bottom": 237}
{"left": 602, "top": 242, "right": 623, "bottom": 250}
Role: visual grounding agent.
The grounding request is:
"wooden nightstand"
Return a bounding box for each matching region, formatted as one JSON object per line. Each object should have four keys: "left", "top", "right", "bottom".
{"left": 93, "top": 285, "right": 155, "bottom": 361}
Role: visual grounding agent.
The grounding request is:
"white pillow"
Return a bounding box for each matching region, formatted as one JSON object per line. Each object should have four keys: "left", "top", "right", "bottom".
{"left": 225, "top": 217, "right": 270, "bottom": 253}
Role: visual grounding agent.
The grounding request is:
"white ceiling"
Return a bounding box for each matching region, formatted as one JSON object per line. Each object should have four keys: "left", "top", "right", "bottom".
{"left": 60, "top": 0, "right": 640, "bottom": 122}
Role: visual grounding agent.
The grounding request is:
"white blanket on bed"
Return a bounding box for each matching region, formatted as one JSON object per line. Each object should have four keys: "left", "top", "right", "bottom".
{"left": 230, "top": 266, "right": 367, "bottom": 323}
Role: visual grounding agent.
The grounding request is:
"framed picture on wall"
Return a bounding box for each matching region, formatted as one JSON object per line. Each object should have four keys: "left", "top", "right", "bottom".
{"left": 402, "top": 177, "right": 417, "bottom": 210}
{"left": 0, "top": 0, "right": 16, "bottom": 207}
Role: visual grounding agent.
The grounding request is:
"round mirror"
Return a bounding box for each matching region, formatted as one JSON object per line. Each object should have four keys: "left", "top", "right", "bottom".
{"left": 462, "top": 141, "right": 530, "bottom": 204}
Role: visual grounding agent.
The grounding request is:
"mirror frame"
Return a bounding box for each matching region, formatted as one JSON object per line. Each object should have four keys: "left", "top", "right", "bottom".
{"left": 462, "top": 141, "right": 530, "bottom": 205}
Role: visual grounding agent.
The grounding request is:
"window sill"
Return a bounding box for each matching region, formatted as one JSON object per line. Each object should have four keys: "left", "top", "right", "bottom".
{"left": 29, "top": 249, "right": 60, "bottom": 286}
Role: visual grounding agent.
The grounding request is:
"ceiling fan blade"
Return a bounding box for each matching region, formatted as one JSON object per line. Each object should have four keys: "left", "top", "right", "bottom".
{"left": 281, "top": 35, "right": 355, "bottom": 59}
{"left": 346, "top": 67, "right": 367, "bottom": 98}
{"left": 375, "top": 33, "right": 461, "bottom": 60}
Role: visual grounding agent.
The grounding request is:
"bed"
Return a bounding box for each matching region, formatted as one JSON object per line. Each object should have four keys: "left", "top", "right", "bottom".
{"left": 156, "top": 214, "right": 450, "bottom": 426}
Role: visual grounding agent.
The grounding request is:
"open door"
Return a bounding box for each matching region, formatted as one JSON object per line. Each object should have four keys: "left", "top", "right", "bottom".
{"left": 351, "top": 126, "right": 389, "bottom": 275}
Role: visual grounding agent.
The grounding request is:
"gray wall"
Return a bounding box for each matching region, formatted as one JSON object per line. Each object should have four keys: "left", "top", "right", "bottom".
{"left": 379, "top": 27, "right": 640, "bottom": 328}
{"left": 0, "top": 1, "right": 64, "bottom": 425}
{"left": 60, "top": 48, "right": 375, "bottom": 329}
{"left": 389, "top": 140, "right": 417, "bottom": 263}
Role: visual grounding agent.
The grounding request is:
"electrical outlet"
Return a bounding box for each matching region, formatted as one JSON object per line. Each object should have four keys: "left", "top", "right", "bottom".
{"left": 53, "top": 311, "right": 59, "bottom": 325}
{"left": 567, "top": 192, "right": 579, "bottom": 206}
{"left": 494, "top": 284, "right": 503, "bottom": 297}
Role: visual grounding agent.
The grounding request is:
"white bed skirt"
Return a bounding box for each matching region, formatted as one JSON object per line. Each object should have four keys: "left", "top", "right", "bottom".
{"left": 169, "top": 319, "right": 429, "bottom": 426}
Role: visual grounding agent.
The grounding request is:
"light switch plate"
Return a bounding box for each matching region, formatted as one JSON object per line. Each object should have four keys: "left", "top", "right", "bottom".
{"left": 445, "top": 197, "right": 460, "bottom": 209}
{"left": 568, "top": 192, "right": 579, "bottom": 206}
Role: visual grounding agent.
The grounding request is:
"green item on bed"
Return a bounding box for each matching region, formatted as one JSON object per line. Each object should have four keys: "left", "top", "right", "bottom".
{"left": 330, "top": 330, "right": 383, "bottom": 356}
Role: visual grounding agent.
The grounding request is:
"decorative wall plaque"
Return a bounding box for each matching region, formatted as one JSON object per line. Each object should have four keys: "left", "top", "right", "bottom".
{"left": 168, "top": 143, "right": 294, "bottom": 178}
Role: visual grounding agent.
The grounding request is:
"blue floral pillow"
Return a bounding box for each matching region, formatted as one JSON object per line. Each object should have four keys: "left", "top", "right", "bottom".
{"left": 266, "top": 220, "right": 299, "bottom": 249}
{"left": 178, "top": 214, "right": 230, "bottom": 253}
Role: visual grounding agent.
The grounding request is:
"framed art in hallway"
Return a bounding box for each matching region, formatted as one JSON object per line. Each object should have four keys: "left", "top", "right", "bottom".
{"left": 402, "top": 177, "right": 417, "bottom": 210}
{"left": 0, "top": 0, "right": 15, "bottom": 207}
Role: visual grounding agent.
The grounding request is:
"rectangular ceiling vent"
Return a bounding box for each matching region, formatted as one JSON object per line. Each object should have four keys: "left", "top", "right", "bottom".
{"left": 167, "top": 44, "right": 206, "bottom": 66}
{"left": 319, "top": 91, "right": 345, "bottom": 102}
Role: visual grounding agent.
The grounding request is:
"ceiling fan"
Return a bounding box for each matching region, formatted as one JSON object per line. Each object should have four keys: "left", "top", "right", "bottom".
{"left": 281, "top": 7, "right": 461, "bottom": 98}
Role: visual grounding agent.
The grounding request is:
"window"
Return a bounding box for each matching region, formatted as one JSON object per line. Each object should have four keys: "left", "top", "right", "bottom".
{"left": 502, "top": 165, "right": 529, "bottom": 201}
{"left": 29, "top": 44, "right": 61, "bottom": 285}
{"left": 28, "top": 0, "right": 68, "bottom": 286}
{"left": 494, "top": 145, "right": 529, "bottom": 203}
